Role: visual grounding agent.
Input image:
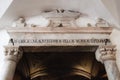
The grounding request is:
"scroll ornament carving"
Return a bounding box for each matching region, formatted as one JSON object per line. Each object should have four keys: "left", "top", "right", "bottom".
{"left": 13, "top": 17, "right": 26, "bottom": 27}
{"left": 98, "top": 46, "right": 116, "bottom": 63}
{"left": 4, "top": 47, "right": 23, "bottom": 62}
{"left": 12, "top": 9, "right": 112, "bottom": 28}
{"left": 95, "top": 18, "right": 110, "bottom": 27}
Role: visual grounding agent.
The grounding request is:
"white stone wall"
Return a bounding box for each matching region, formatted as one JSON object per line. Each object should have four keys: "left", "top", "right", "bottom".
{"left": 0, "top": 30, "right": 10, "bottom": 68}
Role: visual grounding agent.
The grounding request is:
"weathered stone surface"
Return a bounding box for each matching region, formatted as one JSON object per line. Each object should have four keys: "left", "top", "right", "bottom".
{"left": 0, "top": 46, "right": 23, "bottom": 80}
{"left": 7, "top": 27, "right": 112, "bottom": 46}
{"left": 4, "top": 46, "right": 23, "bottom": 62}
{"left": 96, "top": 45, "right": 120, "bottom": 80}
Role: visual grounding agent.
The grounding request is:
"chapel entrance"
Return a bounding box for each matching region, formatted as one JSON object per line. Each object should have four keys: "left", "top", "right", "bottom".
{"left": 13, "top": 46, "right": 108, "bottom": 80}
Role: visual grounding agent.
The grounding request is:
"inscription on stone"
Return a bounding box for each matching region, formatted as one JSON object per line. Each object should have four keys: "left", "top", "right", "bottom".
{"left": 9, "top": 39, "right": 111, "bottom": 46}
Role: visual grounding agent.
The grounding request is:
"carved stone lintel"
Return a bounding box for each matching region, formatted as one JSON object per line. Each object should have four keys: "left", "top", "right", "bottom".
{"left": 96, "top": 45, "right": 116, "bottom": 63}
{"left": 4, "top": 46, "right": 23, "bottom": 63}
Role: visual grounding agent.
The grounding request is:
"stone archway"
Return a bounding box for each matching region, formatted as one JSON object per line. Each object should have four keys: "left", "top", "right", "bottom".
{"left": 1, "top": 27, "right": 120, "bottom": 80}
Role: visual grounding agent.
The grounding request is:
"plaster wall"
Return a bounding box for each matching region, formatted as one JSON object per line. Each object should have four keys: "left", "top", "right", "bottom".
{"left": 0, "top": 30, "right": 10, "bottom": 69}
{"left": 0, "top": 0, "right": 13, "bottom": 18}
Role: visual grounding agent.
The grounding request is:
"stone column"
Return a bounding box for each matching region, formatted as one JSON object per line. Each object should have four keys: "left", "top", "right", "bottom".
{"left": 0, "top": 46, "right": 23, "bottom": 80}
{"left": 95, "top": 45, "right": 120, "bottom": 80}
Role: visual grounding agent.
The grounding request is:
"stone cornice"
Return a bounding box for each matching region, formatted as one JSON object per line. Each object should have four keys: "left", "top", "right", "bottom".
{"left": 6, "top": 27, "right": 113, "bottom": 46}
{"left": 7, "top": 27, "right": 112, "bottom": 34}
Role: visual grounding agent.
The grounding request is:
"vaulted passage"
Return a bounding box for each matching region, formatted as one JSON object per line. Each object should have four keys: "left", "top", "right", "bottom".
{"left": 14, "top": 46, "right": 108, "bottom": 80}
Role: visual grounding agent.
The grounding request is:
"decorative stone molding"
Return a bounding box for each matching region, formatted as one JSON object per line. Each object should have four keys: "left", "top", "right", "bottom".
{"left": 96, "top": 45, "right": 116, "bottom": 63}
{"left": 95, "top": 18, "right": 110, "bottom": 27}
{"left": 12, "top": 9, "right": 81, "bottom": 28}
{"left": 4, "top": 46, "right": 23, "bottom": 62}
{"left": 12, "top": 17, "right": 26, "bottom": 27}
{"left": 11, "top": 9, "right": 113, "bottom": 28}
{"left": 41, "top": 9, "right": 81, "bottom": 28}
{"left": 7, "top": 27, "right": 112, "bottom": 46}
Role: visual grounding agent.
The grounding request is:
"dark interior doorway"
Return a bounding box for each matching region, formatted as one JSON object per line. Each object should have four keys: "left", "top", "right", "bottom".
{"left": 13, "top": 46, "right": 108, "bottom": 80}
